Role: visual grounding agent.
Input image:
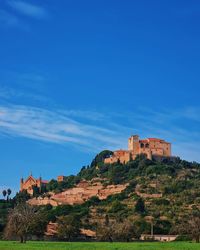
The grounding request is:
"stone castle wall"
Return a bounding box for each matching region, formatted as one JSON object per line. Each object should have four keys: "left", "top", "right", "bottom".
{"left": 104, "top": 135, "right": 172, "bottom": 164}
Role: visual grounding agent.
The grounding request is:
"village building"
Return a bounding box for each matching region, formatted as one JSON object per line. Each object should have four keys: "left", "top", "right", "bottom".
{"left": 57, "top": 175, "right": 65, "bottom": 182}
{"left": 140, "top": 234, "right": 178, "bottom": 242}
{"left": 104, "top": 135, "right": 172, "bottom": 164}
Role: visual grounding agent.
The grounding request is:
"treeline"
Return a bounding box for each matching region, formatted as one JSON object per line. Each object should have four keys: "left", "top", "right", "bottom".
{"left": 2, "top": 196, "right": 200, "bottom": 243}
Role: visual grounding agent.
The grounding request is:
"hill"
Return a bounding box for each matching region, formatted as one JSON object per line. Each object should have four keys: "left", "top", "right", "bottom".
{"left": 24, "top": 151, "right": 200, "bottom": 237}
{"left": 2, "top": 151, "right": 200, "bottom": 241}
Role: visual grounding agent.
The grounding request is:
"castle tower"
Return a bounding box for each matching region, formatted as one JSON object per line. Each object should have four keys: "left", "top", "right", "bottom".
{"left": 128, "top": 135, "right": 139, "bottom": 154}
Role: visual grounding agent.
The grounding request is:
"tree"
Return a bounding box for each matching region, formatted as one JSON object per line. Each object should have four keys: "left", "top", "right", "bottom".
{"left": 134, "top": 219, "right": 151, "bottom": 235}
{"left": 29, "top": 212, "right": 48, "bottom": 239}
{"left": 14, "top": 191, "right": 30, "bottom": 204}
{"left": 154, "top": 219, "right": 172, "bottom": 234}
{"left": 109, "top": 200, "right": 126, "bottom": 213}
{"left": 57, "top": 215, "right": 80, "bottom": 241}
{"left": 112, "top": 220, "right": 138, "bottom": 242}
{"left": 2, "top": 190, "right": 7, "bottom": 199}
{"left": 7, "top": 189, "right": 12, "bottom": 200}
{"left": 97, "top": 219, "right": 139, "bottom": 242}
{"left": 96, "top": 214, "right": 114, "bottom": 242}
{"left": 90, "top": 150, "right": 113, "bottom": 168}
{"left": 32, "top": 186, "right": 40, "bottom": 197}
{"left": 176, "top": 212, "right": 200, "bottom": 243}
{"left": 46, "top": 179, "right": 58, "bottom": 192}
{"left": 4, "top": 203, "right": 37, "bottom": 243}
{"left": 96, "top": 222, "right": 114, "bottom": 242}
{"left": 135, "top": 198, "right": 145, "bottom": 214}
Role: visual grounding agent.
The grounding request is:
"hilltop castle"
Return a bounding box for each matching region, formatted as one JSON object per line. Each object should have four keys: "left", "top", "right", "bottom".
{"left": 104, "top": 135, "right": 171, "bottom": 164}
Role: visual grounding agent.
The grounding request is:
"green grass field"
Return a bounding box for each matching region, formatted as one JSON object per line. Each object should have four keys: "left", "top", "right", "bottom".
{"left": 0, "top": 241, "right": 199, "bottom": 250}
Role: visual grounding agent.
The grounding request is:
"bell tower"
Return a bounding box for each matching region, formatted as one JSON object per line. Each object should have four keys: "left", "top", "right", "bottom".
{"left": 128, "top": 135, "right": 139, "bottom": 153}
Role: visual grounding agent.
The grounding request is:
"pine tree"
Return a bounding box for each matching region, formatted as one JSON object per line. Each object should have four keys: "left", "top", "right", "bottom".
{"left": 135, "top": 198, "right": 145, "bottom": 214}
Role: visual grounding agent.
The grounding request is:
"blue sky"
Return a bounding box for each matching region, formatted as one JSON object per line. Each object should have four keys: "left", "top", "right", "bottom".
{"left": 0, "top": 0, "right": 200, "bottom": 196}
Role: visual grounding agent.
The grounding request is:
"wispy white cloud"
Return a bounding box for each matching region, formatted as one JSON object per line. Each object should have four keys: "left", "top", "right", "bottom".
{"left": 0, "top": 72, "right": 49, "bottom": 102}
{"left": 7, "top": 1, "right": 48, "bottom": 19}
{"left": 123, "top": 107, "right": 200, "bottom": 161}
{"left": 182, "top": 107, "right": 200, "bottom": 122}
{"left": 0, "top": 1, "right": 48, "bottom": 29}
{"left": 0, "top": 105, "right": 126, "bottom": 152}
{"left": 0, "top": 11, "right": 31, "bottom": 31}
{"left": 58, "top": 110, "right": 109, "bottom": 122}
{"left": 0, "top": 102, "right": 200, "bottom": 162}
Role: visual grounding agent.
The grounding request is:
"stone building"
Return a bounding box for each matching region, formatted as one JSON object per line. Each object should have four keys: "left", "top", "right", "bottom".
{"left": 57, "top": 175, "right": 65, "bottom": 182}
{"left": 104, "top": 135, "right": 171, "bottom": 164}
{"left": 140, "top": 234, "right": 178, "bottom": 242}
{"left": 20, "top": 174, "right": 49, "bottom": 195}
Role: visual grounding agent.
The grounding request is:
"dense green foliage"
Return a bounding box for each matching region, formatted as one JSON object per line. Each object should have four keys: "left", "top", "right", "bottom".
{"left": 0, "top": 200, "right": 14, "bottom": 238}
{"left": 46, "top": 175, "right": 81, "bottom": 194}
{"left": 2, "top": 151, "right": 200, "bottom": 242}
{"left": 57, "top": 215, "right": 80, "bottom": 240}
{"left": 135, "top": 198, "right": 146, "bottom": 214}
{"left": 78, "top": 154, "right": 200, "bottom": 185}
{"left": 53, "top": 154, "right": 199, "bottom": 240}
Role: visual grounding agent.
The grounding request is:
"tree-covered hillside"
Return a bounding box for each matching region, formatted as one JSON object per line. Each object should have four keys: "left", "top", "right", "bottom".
{"left": 30, "top": 151, "right": 200, "bottom": 238}
{"left": 2, "top": 151, "right": 200, "bottom": 242}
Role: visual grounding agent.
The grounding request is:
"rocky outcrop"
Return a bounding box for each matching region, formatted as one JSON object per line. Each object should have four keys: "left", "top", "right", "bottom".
{"left": 28, "top": 197, "right": 59, "bottom": 206}
{"left": 45, "top": 222, "right": 58, "bottom": 236}
{"left": 28, "top": 179, "right": 128, "bottom": 206}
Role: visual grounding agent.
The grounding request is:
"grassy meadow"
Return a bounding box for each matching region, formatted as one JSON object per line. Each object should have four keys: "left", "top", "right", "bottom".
{"left": 0, "top": 241, "right": 199, "bottom": 250}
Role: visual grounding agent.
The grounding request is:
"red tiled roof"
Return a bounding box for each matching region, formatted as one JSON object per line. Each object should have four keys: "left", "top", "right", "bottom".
{"left": 36, "top": 179, "right": 49, "bottom": 184}
{"left": 139, "top": 140, "right": 148, "bottom": 143}
{"left": 42, "top": 180, "right": 49, "bottom": 184}
{"left": 148, "top": 138, "right": 164, "bottom": 142}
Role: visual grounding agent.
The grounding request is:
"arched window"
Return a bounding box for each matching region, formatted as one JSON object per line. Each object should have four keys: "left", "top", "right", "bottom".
{"left": 145, "top": 143, "right": 149, "bottom": 148}
{"left": 140, "top": 143, "right": 144, "bottom": 148}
